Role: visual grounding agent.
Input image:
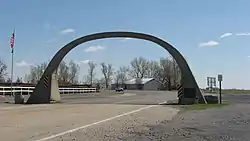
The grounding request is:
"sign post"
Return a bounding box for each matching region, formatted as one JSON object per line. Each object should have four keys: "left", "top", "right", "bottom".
{"left": 218, "top": 74, "right": 223, "bottom": 104}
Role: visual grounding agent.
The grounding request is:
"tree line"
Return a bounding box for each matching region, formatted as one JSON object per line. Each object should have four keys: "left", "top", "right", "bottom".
{"left": 0, "top": 56, "right": 181, "bottom": 90}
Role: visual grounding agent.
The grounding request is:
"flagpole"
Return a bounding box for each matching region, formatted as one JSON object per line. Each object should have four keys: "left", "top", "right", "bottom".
{"left": 11, "top": 47, "right": 14, "bottom": 97}
{"left": 10, "top": 29, "right": 15, "bottom": 97}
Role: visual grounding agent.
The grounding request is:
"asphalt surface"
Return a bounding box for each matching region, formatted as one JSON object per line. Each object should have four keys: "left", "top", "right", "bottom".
{"left": 54, "top": 92, "right": 250, "bottom": 141}
{"left": 1, "top": 90, "right": 250, "bottom": 105}
{"left": 0, "top": 90, "right": 180, "bottom": 141}
{"left": 60, "top": 90, "right": 178, "bottom": 105}
{"left": 1, "top": 91, "right": 250, "bottom": 141}
{"left": 0, "top": 90, "right": 178, "bottom": 105}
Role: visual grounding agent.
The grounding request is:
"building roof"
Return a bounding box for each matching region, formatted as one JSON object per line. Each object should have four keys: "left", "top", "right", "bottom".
{"left": 125, "top": 78, "right": 154, "bottom": 84}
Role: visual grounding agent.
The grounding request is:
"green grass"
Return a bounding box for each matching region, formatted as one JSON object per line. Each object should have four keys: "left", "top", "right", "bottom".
{"left": 181, "top": 103, "right": 229, "bottom": 110}
{"left": 202, "top": 89, "right": 250, "bottom": 94}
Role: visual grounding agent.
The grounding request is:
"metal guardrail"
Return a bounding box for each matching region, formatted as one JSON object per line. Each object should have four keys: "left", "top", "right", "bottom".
{"left": 0, "top": 86, "right": 97, "bottom": 95}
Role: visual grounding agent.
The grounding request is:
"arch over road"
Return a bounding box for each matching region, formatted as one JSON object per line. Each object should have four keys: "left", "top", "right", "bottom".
{"left": 26, "top": 31, "right": 206, "bottom": 104}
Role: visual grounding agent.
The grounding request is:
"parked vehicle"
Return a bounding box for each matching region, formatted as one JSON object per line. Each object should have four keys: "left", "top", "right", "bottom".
{"left": 204, "top": 94, "right": 218, "bottom": 104}
{"left": 115, "top": 87, "right": 124, "bottom": 92}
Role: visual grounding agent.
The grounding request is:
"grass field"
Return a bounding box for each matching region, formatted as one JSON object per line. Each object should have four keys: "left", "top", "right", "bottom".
{"left": 202, "top": 89, "right": 250, "bottom": 94}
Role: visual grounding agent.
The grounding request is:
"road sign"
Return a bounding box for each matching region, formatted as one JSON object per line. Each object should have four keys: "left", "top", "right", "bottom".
{"left": 213, "top": 77, "right": 216, "bottom": 87}
{"left": 217, "top": 74, "right": 223, "bottom": 104}
{"left": 207, "top": 77, "right": 210, "bottom": 86}
{"left": 218, "top": 74, "right": 223, "bottom": 82}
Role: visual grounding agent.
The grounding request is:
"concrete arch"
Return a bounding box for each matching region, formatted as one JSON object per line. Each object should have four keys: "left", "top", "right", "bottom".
{"left": 26, "top": 31, "right": 206, "bottom": 104}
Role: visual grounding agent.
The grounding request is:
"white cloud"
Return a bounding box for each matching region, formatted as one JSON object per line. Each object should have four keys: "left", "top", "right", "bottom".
{"left": 199, "top": 41, "right": 219, "bottom": 47}
{"left": 248, "top": 56, "right": 250, "bottom": 58}
{"left": 220, "top": 33, "right": 233, "bottom": 38}
{"left": 84, "top": 45, "right": 105, "bottom": 52}
{"left": 16, "top": 61, "right": 32, "bottom": 67}
{"left": 124, "top": 37, "right": 132, "bottom": 40}
{"left": 236, "top": 33, "right": 250, "bottom": 36}
{"left": 74, "top": 60, "right": 90, "bottom": 65}
{"left": 60, "top": 28, "right": 75, "bottom": 34}
{"left": 80, "top": 60, "right": 90, "bottom": 64}
{"left": 121, "top": 37, "right": 133, "bottom": 42}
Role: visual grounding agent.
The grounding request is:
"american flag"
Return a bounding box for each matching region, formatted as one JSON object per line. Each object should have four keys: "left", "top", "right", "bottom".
{"left": 10, "top": 30, "right": 15, "bottom": 49}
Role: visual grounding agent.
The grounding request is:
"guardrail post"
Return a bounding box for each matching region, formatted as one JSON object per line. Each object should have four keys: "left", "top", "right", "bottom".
{"left": 21, "top": 87, "right": 22, "bottom": 96}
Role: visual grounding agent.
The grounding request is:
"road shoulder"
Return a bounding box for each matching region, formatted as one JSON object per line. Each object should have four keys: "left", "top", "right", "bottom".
{"left": 43, "top": 105, "right": 179, "bottom": 141}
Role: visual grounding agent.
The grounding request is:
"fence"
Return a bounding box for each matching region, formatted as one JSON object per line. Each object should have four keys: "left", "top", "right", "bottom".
{"left": 0, "top": 86, "right": 97, "bottom": 96}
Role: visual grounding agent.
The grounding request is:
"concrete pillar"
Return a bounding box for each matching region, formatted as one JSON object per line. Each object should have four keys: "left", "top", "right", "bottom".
{"left": 50, "top": 71, "right": 61, "bottom": 102}
{"left": 178, "top": 73, "right": 206, "bottom": 104}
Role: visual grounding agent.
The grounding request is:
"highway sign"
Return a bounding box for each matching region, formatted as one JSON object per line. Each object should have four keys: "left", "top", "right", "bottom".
{"left": 218, "top": 74, "right": 223, "bottom": 82}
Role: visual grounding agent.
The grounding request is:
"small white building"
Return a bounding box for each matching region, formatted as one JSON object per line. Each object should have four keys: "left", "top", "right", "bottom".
{"left": 111, "top": 78, "right": 162, "bottom": 90}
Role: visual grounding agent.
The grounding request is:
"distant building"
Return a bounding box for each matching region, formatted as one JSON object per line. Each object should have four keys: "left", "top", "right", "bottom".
{"left": 111, "top": 78, "right": 162, "bottom": 90}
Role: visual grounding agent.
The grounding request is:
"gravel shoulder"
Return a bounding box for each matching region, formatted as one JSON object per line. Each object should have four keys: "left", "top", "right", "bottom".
{"left": 127, "top": 103, "right": 250, "bottom": 141}
{"left": 48, "top": 105, "right": 179, "bottom": 141}
{"left": 52, "top": 103, "right": 250, "bottom": 141}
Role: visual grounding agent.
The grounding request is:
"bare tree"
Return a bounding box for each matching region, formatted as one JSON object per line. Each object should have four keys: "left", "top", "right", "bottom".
{"left": 118, "top": 66, "right": 129, "bottom": 84}
{"left": 57, "top": 60, "right": 70, "bottom": 84}
{"left": 6, "top": 78, "right": 11, "bottom": 83}
{"left": 100, "top": 62, "right": 114, "bottom": 88}
{"left": 158, "top": 57, "right": 172, "bottom": 90}
{"left": 145, "top": 60, "right": 160, "bottom": 78}
{"left": 86, "top": 61, "right": 96, "bottom": 86}
{"left": 114, "top": 70, "right": 120, "bottom": 86}
{"left": 24, "top": 60, "right": 81, "bottom": 85}
{"left": 24, "top": 74, "right": 31, "bottom": 83}
{"left": 113, "top": 66, "right": 129, "bottom": 89}
{"left": 130, "top": 56, "right": 181, "bottom": 90}
{"left": 68, "top": 60, "right": 80, "bottom": 84}
{"left": 151, "top": 57, "right": 181, "bottom": 90}
{"left": 170, "top": 56, "right": 181, "bottom": 88}
{"left": 129, "top": 57, "right": 149, "bottom": 79}
{"left": 26, "top": 62, "right": 48, "bottom": 83}
{"left": 0, "top": 59, "right": 7, "bottom": 82}
{"left": 16, "top": 77, "right": 22, "bottom": 83}
{"left": 95, "top": 77, "right": 106, "bottom": 88}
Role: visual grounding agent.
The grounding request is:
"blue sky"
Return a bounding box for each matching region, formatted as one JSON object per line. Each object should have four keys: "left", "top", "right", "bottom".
{"left": 0, "top": 0, "right": 250, "bottom": 89}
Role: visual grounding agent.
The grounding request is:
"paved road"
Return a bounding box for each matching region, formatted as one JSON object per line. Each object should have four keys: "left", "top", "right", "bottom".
{"left": 1, "top": 91, "right": 250, "bottom": 141}
{"left": 0, "top": 90, "right": 180, "bottom": 141}
{"left": 61, "top": 90, "right": 178, "bottom": 105}
{"left": 0, "top": 90, "right": 178, "bottom": 105}
{"left": 2, "top": 91, "right": 249, "bottom": 105}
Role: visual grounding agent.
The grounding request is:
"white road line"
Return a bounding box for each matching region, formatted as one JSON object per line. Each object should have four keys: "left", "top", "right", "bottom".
{"left": 34, "top": 101, "right": 166, "bottom": 141}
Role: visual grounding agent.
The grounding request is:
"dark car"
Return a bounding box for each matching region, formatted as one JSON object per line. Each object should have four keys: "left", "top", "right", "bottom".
{"left": 204, "top": 94, "right": 219, "bottom": 104}
{"left": 115, "top": 87, "right": 124, "bottom": 92}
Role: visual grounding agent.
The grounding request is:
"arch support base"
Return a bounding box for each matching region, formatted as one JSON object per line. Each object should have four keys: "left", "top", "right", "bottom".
{"left": 178, "top": 77, "right": 206, "bottom": 105}
{"left": 26, "top": 71, "right": 61, "bottom": 104}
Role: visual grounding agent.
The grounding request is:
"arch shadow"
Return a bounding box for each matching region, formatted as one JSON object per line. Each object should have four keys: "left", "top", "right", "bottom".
{"left": 26, "top": 31, "right": 206, "bottom": 104}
